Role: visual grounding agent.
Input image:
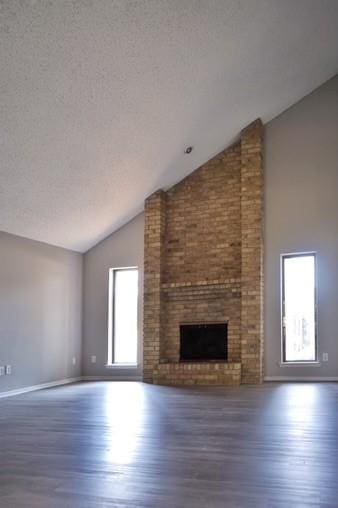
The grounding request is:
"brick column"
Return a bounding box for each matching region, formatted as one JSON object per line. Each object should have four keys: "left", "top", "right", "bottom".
{"left": 240, "top": 119, "right": 264, "bottom": 384}
{"left": 143, "top": 190, "right": 166, "bottom": 383}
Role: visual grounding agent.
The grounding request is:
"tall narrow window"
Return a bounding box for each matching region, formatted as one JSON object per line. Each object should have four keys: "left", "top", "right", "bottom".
{"left": 108, "top": 268, "right": 138, "bottom": 365}
{"left": 281, "top": 253, "right": 317, "bottom": 363}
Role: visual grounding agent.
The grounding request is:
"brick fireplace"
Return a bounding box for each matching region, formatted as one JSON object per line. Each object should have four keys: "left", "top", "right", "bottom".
{"left": 143, "top": 119, "right": 264, "bottom": 385}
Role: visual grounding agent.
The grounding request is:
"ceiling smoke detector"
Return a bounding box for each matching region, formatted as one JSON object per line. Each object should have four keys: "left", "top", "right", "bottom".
{"left": 184, "top": 146, "right": 193, "bottom": 154}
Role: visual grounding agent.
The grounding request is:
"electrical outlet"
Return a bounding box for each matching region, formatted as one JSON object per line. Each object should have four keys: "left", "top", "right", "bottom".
{"left": 72, "top": 357, "right": 76, "bottom": 365}
{"left": 322, "top": 352, "right": 329, "bottom": 362}
{"left": 0, "top": 366, "right": 5, "bottom": 376}
{"left": 5, "top": 365, "right": 12, "bottom": 375}
{"left": 91, "top": 355, "right": 96, "bottom": 364}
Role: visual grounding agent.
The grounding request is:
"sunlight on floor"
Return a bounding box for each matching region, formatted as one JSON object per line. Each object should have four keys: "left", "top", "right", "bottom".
{"left": 103, "top": 383, "right": 145, "bottom": 464}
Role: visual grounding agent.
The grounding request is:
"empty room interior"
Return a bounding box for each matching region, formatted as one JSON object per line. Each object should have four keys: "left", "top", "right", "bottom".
{"left": 1, "top": 1, "right": 338, "bottom": 507}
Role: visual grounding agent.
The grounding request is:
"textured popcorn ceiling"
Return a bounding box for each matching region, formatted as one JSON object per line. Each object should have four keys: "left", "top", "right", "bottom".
{"left": 1, "top": 0, "right": 338, "bottom": 252}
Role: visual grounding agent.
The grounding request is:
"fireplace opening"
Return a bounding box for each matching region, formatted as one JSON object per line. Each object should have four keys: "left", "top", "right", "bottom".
{"left": 180, "top": 323, "right": 228, "bottom": 362}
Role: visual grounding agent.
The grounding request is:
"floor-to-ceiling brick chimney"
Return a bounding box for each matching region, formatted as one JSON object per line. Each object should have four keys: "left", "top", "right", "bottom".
{"left": 143, "top": 119, "right": 264, "bottom": 385}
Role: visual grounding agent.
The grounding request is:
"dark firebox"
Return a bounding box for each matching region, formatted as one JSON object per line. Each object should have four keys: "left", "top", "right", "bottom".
{"left": 180, "top": 323, "right": 228, "bottom": 362}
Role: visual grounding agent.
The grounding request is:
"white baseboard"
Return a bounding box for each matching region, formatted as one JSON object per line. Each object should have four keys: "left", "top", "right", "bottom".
{"left": 0, "top": 375, "right": 144, "bottom": 399}
{"left": 0, "top": 376, "right": 82, "bottom": 399}
{"left": 1, "top": 375, "right": 336, "bottom": 398}
{"left": 82, "top": 375, "right": 142, "bottom": 382}
{"left": 264, "top": 376, "right": 338, "bottom": 382}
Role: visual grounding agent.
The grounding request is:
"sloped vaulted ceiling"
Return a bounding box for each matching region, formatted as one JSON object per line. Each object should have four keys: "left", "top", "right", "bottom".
{"left": 1, "top": 0, "right": 338, "bottom": 251}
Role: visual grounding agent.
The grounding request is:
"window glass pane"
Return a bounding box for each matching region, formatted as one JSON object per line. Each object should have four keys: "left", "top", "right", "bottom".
{"left": 114, "top": 269, "right": 138, "bottom": 364}
{"left": 283, "top": 255, "right": 316, "bottom": 362}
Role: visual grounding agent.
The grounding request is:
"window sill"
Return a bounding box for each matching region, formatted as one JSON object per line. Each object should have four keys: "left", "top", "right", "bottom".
{"left": 105, "top": 363, "right": 139, "bottom": 369}
{"left": 278, "top": 361, "right": 321, "bottom": 367}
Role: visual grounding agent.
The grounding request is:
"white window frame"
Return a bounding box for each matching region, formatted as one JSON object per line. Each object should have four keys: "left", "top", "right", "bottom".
{"left": 280, "top": 252, "right": 319, "bottom": 365}
{"left": 107, "top": 266, "right": 139, "bottom": 367}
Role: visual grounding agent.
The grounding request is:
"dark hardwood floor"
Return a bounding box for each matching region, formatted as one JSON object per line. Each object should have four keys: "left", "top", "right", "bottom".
{"left": 0, "top": 381, "right": 337, "bottom": 507}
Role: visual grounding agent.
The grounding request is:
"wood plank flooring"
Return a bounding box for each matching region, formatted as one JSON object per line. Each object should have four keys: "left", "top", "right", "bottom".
{"left": 0, "top": 382, "right": 337, "bottom": 507}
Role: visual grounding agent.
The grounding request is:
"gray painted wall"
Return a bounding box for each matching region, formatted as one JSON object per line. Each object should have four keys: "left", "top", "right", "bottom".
{"left": 82, "top": 213, "right": 144, "bottom": 379}
{"left": 264, "top": 75, "right": 338, "bottom": 379}
{"left": 0, "top": 232, "right": 82, "bottom": 393}
{"left": 3, "top": 76, "right": 336, "bottom": 390}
